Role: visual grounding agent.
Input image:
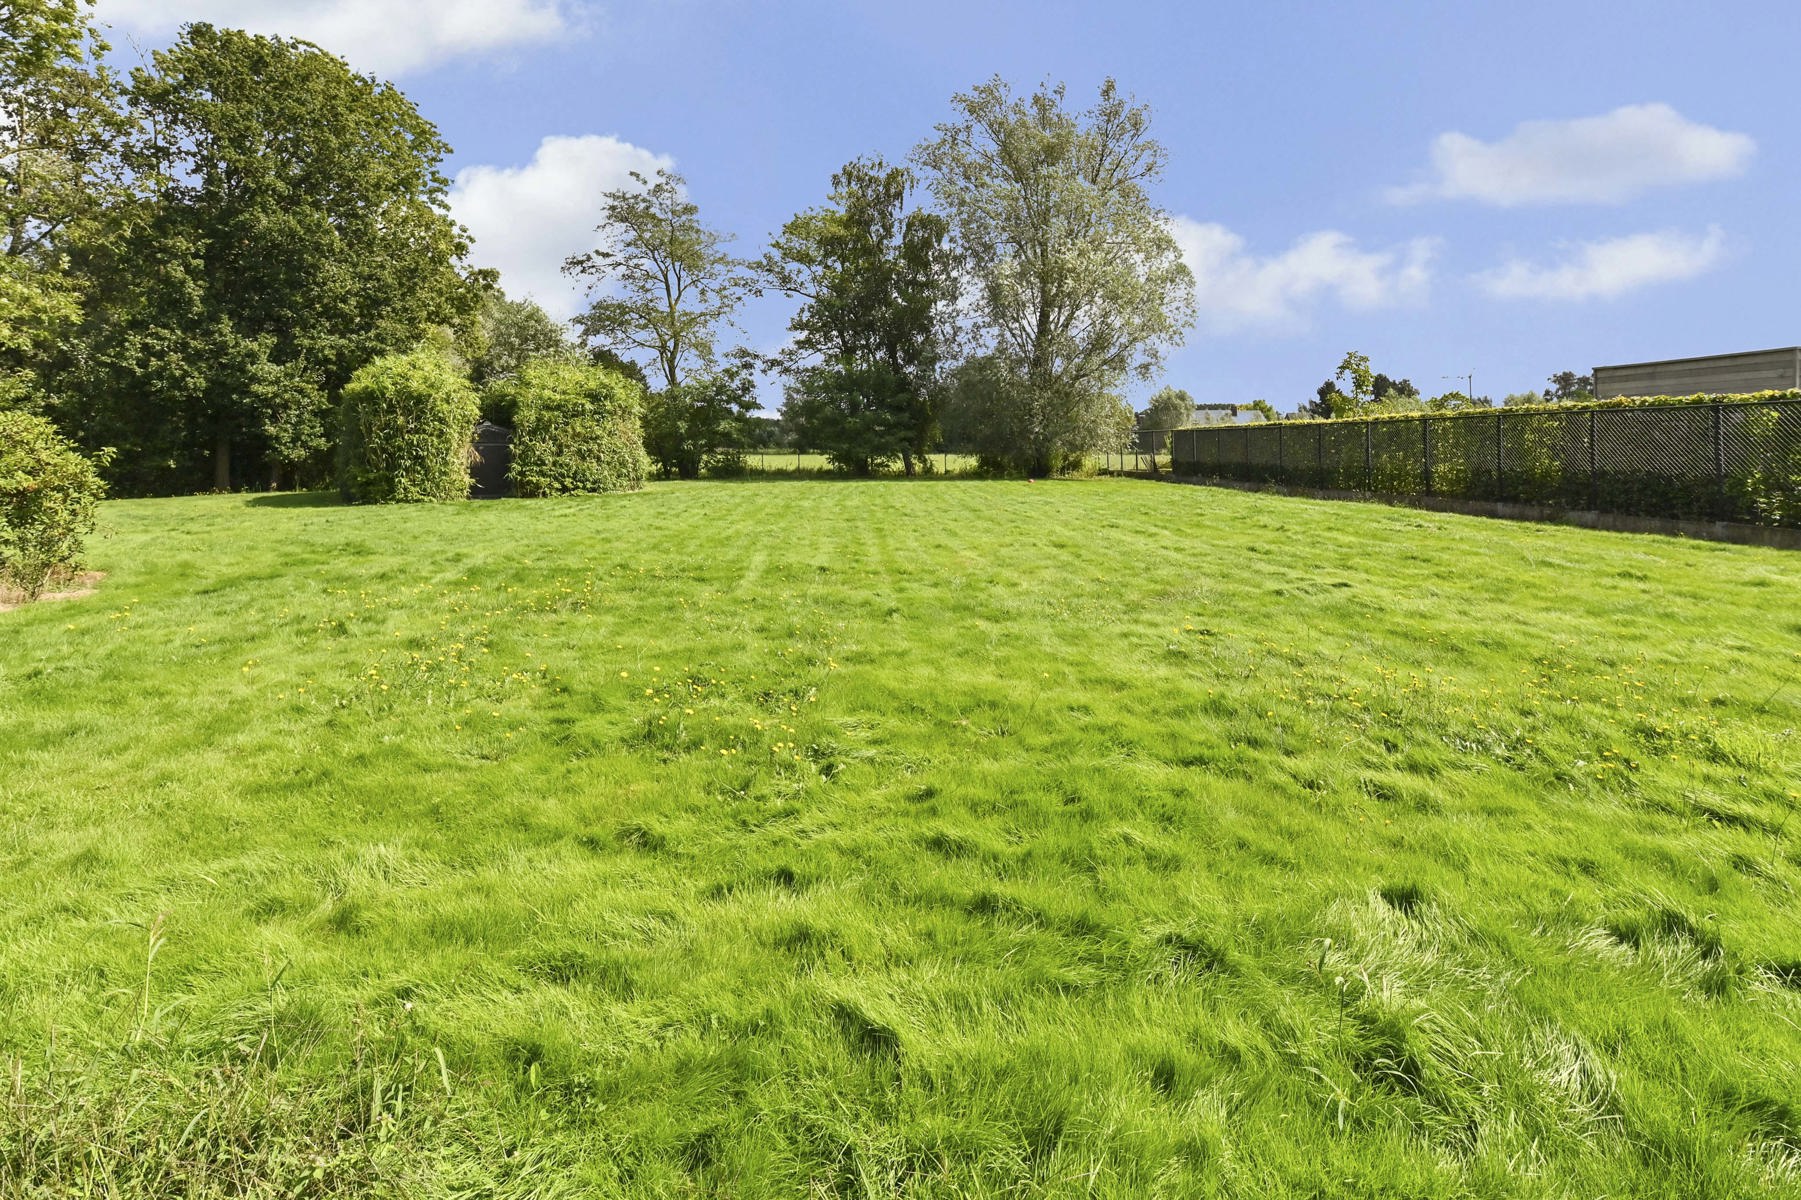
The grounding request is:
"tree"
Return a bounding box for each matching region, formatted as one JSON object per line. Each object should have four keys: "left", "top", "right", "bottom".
{"left": 915, "top": 77, "right": 1195, "bottom": 475}
{"left": 940, "top": 353, "right": 1134, "bottom": 473}
{"left": 1306, "top": 380, "right": 1347, "bottom": 419}
{"left": 1428, "top": 391, "right": 1492, "bottom": 410}
{"left": 1545, "top": 370, "right": 1594, "bottom": 402}
{"left": 1372, "top": 373, "right": 1418, "bottom": 404}
{"left": 0, "top": 0, "right": 126, "bottom": 365}
{"left": 762, "top": 158, "right": 955, "bottom": 476}
{"left": 564, "top": 169, "right": 752, "bottom": 392}
{"left": 643, "top": 349, "right": 760, "bottom": 479}
{"left": 1137, "top": 385, "right": 1192, "bottom": 468}
{"left": 52, "top": 25, "right": 478, "bottom": 494}
{"left": 469, "top": 291, "right": 577, "bottom": 389}
{"left": 1335, "top": 352, "right": 1374, "bottom": 407}
{"left": 0, "top": 409, "right": 106, "bottom": 599}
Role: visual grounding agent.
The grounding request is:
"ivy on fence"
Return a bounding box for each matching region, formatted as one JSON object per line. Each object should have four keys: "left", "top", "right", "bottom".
{"left": 1165, "top": 393, "right": 1801, "bottom": 528}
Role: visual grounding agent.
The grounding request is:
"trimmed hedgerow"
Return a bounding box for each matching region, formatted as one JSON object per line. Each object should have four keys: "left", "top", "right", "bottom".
{"left": 337, "top": 350, "right": 479, "bottom": 504}
{"left": 1171, "top": 391, "right": 1801, "bottom": 527}
{"left": 509, "top": 360, "right": 649, "bottom": 497}
{"left": 0, "top": 411, "right": 107, "bottom": 601}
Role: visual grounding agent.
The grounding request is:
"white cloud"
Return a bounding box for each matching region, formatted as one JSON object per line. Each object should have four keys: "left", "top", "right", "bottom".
{"left": 1476, "top": 226, "right": 1727, "bottom": 301}
{"left": 449, "top": 134, "right": 673, "bottom": 320}
{"left": 1388, "top": 104, "right": 1754, "bottom": 206}
{"left": 96, "top": 0, "right": 577, "bottom": 76}
{"left": 1170, "top": 217, "right": 1438, "bottom": 334}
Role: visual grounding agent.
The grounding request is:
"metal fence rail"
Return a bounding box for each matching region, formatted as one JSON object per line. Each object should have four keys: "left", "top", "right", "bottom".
{"left": 1164, "top": 398, "right": 1801, "bottom": 528}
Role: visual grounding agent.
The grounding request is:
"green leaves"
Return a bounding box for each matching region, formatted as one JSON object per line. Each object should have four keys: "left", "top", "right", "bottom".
{"left": 509, "top": 359, "right": 649, "bottom": 497}
{"left": 763, "top": 158, "right": 956, "bottom": 475}
{"left": 915, "top": 78, "right": 1195, "bottom": 472}
{"left": 51, "top": 24, "right": 478, "bottom": 494}
{"left": 564, "top": 170, "right": 751, "bottom": 392}
{"left": 0, "top": 409, "right": 105, "bottom": 599}
{"left": 337, "top": 349, "right": 478, "bottom": 504}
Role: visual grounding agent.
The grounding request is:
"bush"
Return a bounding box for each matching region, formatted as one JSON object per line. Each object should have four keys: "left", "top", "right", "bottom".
{"left": 0, "top": 412, "right": 107, "bottom": 600}
{"left": 337, "top": 351, "right": 479, "bottom": 504}
{"left": 510, "top": 361, "right": 649, "bottom": 497}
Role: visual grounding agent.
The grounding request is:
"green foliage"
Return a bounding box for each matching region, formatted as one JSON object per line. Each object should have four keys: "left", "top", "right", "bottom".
{"left": 3, "top": 484, "right": 1798, "bottom": 1195}
{"left": 0, "top": 409, "right": 105, "bottom": 599}
{"left": 941, "top": 354, "right": 1134, "bottom": 474}
{"left": 763, "top": 158, "right": 956, "bottom": 475}
{"left": 509, "top": 359, "right": 648, "bottom": 497}
{"left": 564, "top": 169, "right": 751, "bottom": 391}
{"left": 1546, "top": 370, "right": 1595, "bottom": 402}
{"left": 50, "top": 24, "right": 478, "bottom": 494}
{"left": 643, "top": 356, "right": 758, "bottom": 480}
{"left": 1429, "top": 391, "right": 1492, "bottom": 411}
{"left": 1142, "top": 386, "right": 1193, "bottom": 431}
{"left": 1174, "top": 391, "right": 1801, "bottom": 528}
{"left": 1137, "top": 386, "right": 1193, "bottom": 461}
{"left": 916, "top": 78, "right": 1195, "bottom": 473}
{"left": 336, "top": 349, "right": 478, "bottom": 504}
{"left": 0, "top": 0, "right": 125, "bottom": 365}
{"left": 1336, "top": 351, "right": 1374, "bottom": 405}
{"left": 780, "top": 362, "right": 912, "bottom": 475}
{"left": 469, "top": 292, "right": 578, "bottom": 390}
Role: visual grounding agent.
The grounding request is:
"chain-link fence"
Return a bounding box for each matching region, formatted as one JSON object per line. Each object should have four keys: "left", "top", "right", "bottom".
{"left": 1161, "top": 398, "right": 1801, "bottom": 528}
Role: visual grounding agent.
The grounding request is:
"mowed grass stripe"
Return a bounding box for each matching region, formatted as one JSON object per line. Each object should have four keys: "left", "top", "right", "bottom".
{"left": 1, "top": 480, "right": 1798, "bottom": 1198}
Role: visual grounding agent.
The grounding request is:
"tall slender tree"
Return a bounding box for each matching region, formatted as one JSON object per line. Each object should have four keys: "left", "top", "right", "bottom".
{"left": 915, "top": 77, "right": 1195, "bottom": 474}
{"left": 762, "top": 158, "right": 955, "bottom": 475}
{"left": 563, "top": 169, "right": 752, "bottom": 391}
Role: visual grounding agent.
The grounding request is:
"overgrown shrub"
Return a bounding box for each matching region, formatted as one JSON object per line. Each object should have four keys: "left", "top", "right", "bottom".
{"left": 510, "top": 361, "right": 649, "bottom": 496}
{"left": 0, "top": 412, "right": 107, "bottom": 600}
{"left": 337, "top": 350, "right": 479, "bottom": 504}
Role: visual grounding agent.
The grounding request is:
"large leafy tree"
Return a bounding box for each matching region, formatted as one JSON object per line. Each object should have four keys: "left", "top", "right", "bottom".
{"left": 0, "top": 0, "right": 125, "bottom": 370}
{"left": 53, "top": 24, "right": 478, "bottom": 493}
{"left": 563, "top": 169, "right": 752, "bottom": 391}
{"left": 915, "top": 77, "right": 1195, "bottom": 475}
{"left": 762, "top": 158, "right": 955, "bottom": 476}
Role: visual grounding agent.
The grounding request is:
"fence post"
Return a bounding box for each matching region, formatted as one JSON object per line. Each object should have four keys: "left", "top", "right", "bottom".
{"left": 1495, "top": 411, "right": 1505, "bottom": 500}
{"left": 1422, "top": 418, "right": 1433, "bottom": 495}
{"left": 1712, "top": 402, "right": 1727, "bottom": 520}
{"left": 1364, "top": 421, "right": 1373, "bottom": 492}
{"left": 1587, "top": 409, "right": 1598, "bottom": 511}
{"left": 1316, "top": 424, "right": 1324, "bottom": 488}
{"left": 1277, "top": 423, "right": 1284, "bottom": 483}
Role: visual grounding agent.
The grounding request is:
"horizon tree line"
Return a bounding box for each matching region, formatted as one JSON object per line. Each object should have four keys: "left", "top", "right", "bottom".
{"left": 0, "top": 1, "right": 1200, "bottom": 490}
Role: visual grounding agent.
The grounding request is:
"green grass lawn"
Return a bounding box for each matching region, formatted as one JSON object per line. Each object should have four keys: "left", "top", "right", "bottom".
{"left": 3, "top": 480, "right": 1799, "bottom": 1198}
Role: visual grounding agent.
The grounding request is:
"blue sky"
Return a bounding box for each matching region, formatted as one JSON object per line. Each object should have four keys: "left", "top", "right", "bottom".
{"left": 99, "top": 0, "right": 1801, "bottom": 411}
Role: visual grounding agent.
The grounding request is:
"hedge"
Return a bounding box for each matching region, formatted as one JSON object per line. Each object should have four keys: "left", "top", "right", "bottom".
{"left": 0, "top": 412, "right": 107, "bottom": 601}
{"left": 337, "top": 350, "right": 480, "bottom": 504}
{"left": 509, "top": 360, "right": 649, "bottom": 497}
{"left": 1168, "top": 392, "right": 1801, "bottom": 527}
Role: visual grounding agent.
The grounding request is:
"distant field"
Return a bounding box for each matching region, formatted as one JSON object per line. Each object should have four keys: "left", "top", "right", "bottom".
{"left": 735, "top": 452, "right": 1162, "bottom": 475}
{"left": 737, "top": 451, "right": 989, "bottom": 475}
{"left": 2, "top": 480, "right": 1798, "bottom": 1197}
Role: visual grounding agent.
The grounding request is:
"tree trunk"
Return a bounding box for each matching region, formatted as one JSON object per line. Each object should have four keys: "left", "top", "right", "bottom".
{"left": 214, "top": 427, "right": 232, "bottom": 491}
{"left": 902, "top": 451, "right": 915, "bottom": 477}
